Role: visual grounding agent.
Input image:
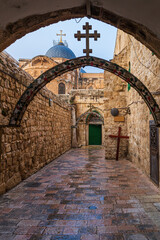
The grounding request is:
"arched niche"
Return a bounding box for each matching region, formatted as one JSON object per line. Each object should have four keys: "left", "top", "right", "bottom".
{"left": 58, "top": 82, "right": 65, "bottom": 94}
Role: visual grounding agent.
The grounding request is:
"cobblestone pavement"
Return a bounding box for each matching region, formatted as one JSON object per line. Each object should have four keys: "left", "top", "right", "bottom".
{"left": 0, "top": 146, "right": 160, "bottom": 240}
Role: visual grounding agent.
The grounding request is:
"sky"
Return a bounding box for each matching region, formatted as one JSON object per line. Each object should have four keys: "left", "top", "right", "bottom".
{"left": 5, "top": 17, "right": 117, "bottom": 73}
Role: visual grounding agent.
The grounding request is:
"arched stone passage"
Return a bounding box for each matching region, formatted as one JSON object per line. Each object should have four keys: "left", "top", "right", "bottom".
{"left": 10, "top": 56, "right": 160, "bottom": 127}
{"left": 1, "top": 4, "right": 160, "bottom": 58}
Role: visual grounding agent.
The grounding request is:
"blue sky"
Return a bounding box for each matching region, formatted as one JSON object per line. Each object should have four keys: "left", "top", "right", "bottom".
{"left": 5, "top": 17, "right": 117, "bottom": 73}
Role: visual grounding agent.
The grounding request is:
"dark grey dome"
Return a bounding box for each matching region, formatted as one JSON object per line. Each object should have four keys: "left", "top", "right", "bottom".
{"left": 45, "top": 42, "right": 76, "bottom": 59}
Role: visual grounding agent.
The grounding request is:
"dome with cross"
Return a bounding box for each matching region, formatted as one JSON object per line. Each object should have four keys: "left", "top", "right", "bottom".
{"left": 45, "top": 30, "right": 76, "bottom": 59}
{"left": 45, "top": 41, "right": 76, "bottom": 59}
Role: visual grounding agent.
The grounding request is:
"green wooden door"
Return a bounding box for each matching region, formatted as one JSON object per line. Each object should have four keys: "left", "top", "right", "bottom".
{"left": 89, "top": 124, "right": 102, "bottom": 145}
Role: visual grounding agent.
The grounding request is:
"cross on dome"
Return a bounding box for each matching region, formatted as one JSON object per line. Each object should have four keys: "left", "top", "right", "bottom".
{"left": 74, "top": 22, "right": 100, "bottom": 58}
{"left": 56, "top": 30, "right": 66, "bottom": 43}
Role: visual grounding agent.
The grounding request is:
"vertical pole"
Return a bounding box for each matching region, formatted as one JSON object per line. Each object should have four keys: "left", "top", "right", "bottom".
{"left": 86, "top": 23, "right": 89, "bottom": 58}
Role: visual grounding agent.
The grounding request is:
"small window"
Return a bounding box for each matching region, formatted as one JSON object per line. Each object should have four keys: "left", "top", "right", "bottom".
{"left": 58, "top": 83, "right": 65, "bottom": 94}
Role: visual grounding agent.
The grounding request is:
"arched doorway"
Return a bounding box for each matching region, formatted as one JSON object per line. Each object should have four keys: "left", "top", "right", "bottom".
{"left": 9, "top": 56, "right": 160, "bottom": 127}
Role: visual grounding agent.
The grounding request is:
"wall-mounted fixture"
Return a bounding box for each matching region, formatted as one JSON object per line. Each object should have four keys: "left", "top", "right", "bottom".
{"left": 49, "top": 99, "right": 53, "bottom": 106}
{"left": 111, "top": 108, "right": 119, "bottom": 116}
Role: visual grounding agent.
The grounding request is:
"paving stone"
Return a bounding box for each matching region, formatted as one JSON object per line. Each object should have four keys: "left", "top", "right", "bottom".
{"left": 153, "top": 203, "right": 160, "bottom": 211}
{"left": 81, "top": 234, "right": 99, "bottom": 240}
{"left": 125, "top": 234, "right": 148, "bottom": 240}
{"left": 50, "top": 235, "right": 81, "bottom": 240}
{"left": 0, "top": 147, "right": 160, "bottom": 239}
{"left": 13, "top": 235, "right": 31, "bottom": 240}
{"left": 78, "top": 226, "right": 97, "bottom": 234}
{"left": 25, "top": 182, "right": 42, "bottom": 188}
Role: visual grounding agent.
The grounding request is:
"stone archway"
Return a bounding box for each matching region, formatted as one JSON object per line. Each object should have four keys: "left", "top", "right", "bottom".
{"left": 10, "top": 56, "right": 160, "bottom": 127}
{"left": 1, "top": 4, "right": 160, "bottom": 59}
{"left": 76, "top": 111, "right": 104, "bottom": 127}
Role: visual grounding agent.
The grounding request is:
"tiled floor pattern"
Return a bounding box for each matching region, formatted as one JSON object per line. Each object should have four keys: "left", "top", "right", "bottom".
{"left": 0, "top": 146, "right": 160, "bottom": 240}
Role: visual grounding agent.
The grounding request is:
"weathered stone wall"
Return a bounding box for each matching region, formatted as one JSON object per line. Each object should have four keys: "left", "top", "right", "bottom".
{"left": 126, "top": 33, "right": 160, "bottom": 179}
{"left": 113, "top": 30, "right": 160, "bottom": 183}
{"left": 0, "top": 52, "right": 71, "bottom": 194}
{"left": 104, "top": 59, "right": 129, "bottom": 160}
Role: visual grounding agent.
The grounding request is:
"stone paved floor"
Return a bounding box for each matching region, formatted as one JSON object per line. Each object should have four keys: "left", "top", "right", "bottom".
{"left": 0, "top": 146, "right": 160, "bottom": 240}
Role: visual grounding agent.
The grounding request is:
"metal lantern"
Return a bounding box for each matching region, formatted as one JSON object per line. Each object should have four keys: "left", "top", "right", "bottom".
{"left": 111, "top": 108, "right": 119, "bottom": 116}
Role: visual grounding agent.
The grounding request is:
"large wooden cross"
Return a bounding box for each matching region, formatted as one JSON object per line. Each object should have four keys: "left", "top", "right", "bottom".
{"left": 109, "top": 127, "right": 129, "bottom": 161}
{"left": 74, "top": 22, "right": 100, "bottom": 58}
{"left": 57, "top": 30, "right": 66, "bottom": 43}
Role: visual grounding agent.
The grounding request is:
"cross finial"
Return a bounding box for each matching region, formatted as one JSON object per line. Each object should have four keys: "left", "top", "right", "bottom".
{"left": 74, "top": 22, "right": 100, "bottom": 58}
{"left": 56, "top": 30, "right": 66, "bottom": 43}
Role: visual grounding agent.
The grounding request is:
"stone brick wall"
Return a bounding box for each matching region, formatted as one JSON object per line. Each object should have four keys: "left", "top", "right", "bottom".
{"left": 0, "top": 52, "right": 71, "bottom": 194}
{"left": 126, "top": 33, "right": 160, "bottom": 179}
{"left": 104, "top": 70, "right": 128, "bottom": 160}
{"left": 104, "top": 42, "right": 129, "bottom": 160}
{"left": 113, "top": 30, "right": 160, "bottom": 184}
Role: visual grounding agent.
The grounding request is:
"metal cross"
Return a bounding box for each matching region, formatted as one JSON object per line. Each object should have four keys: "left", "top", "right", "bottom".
{"left": 74, "top": 22, "right": 100, "bottom": 58}
{"left": 87, "top": 103, "right": 93, "bottom": 111}
{"left": 56, "top": 30, "right": 66, "bottom": 43}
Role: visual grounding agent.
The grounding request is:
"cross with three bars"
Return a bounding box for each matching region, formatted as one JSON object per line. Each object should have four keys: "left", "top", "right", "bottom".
{"left": 109, "top": 127, "right": 129, "bottom": 161}
{"left": 74, "top": 22, "right": 100, "bottom": 58}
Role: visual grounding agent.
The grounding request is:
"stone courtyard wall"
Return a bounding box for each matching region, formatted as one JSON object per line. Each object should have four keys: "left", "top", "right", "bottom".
{"left": 0, "top": 52, "right": 71, "bottom": 194}
{"left": 113, "top": 30, "right": 160, "bottom": 183}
